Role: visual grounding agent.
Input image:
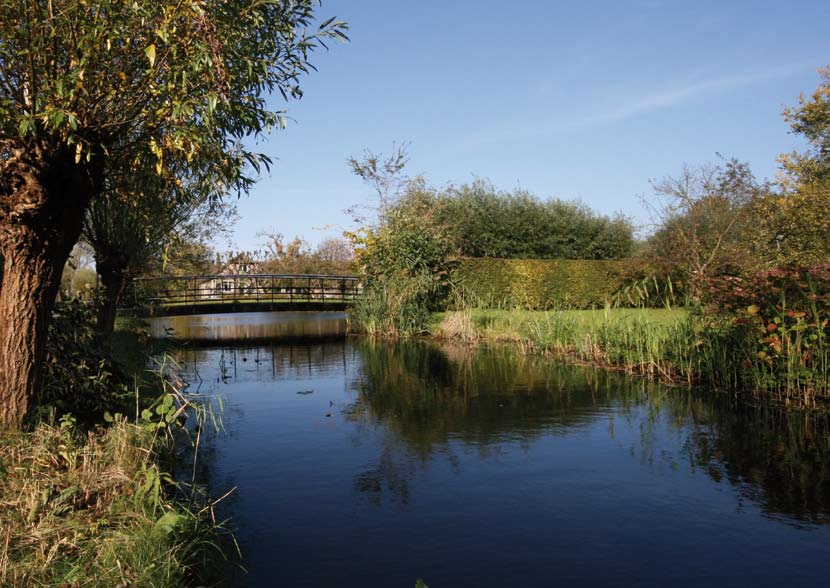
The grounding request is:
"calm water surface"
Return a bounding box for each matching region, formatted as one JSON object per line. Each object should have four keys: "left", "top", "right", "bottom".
{"left": 158, "top": 312, "right": 830, "bottom": 588}
{"left": 150, "top": 310, "right": 348, "bottom": 341}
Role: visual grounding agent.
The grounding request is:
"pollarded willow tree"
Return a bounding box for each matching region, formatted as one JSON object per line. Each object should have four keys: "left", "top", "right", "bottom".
{"left": 85, "top": 127, "right": 241, "bottom": 340}
{"left": 83, "top": 153, "right": 236, "bottom": 340}
{"left": 0, "top": 0, "right": 347, "bottom": 427}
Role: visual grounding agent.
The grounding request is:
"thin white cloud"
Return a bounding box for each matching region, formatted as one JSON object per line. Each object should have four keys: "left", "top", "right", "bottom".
{"left": 454, "top": 60, "right": 817, "bottom": 152}
{"left": 590, "top": 61, "right": 813, "bottom": 125}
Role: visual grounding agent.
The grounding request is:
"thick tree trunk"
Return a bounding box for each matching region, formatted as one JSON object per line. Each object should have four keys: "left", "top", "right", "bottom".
{"left": 0, "top": 243, "right": 68, "bottom": 426}
{"left": 96, "top": 262, "right": 128, "bottom": 341}
{"left": 0, "top": 145, "right": 97, "bottom": 428}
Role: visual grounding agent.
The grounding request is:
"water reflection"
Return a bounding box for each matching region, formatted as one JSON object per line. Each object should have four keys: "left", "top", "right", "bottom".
{"left": 150, "top": 310, "right": 347, "bottom": 341}
{"left": 677, "top": 401, "right": 830, "bottom": 525}
{"left": 346, "top": 339, "right": 830, "bottom": 525}
{"left": 177, "top": 340, "right": 353, "bottom": 382}
{"left": 172, "top": 333, "right": 830, "bottom": 587}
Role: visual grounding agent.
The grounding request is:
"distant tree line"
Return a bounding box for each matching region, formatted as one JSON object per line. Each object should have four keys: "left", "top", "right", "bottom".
{"left": 365, "top": 177, "right": 633, "bottom": 262}
{"left": 435, "top": 180, "right": 633, "bottom": 260}
{"left": 213, "top": 232, "right": 355, "bottom": 276}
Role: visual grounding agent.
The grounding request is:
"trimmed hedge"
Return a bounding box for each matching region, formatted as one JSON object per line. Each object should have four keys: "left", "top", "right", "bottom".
{"left": 453, "top": 257, "right": 640, "bottom": 309}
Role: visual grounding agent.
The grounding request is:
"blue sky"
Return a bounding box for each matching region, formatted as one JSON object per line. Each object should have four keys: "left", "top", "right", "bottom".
{"left": 225, "top": 0, "right": 830, "bottom": 251}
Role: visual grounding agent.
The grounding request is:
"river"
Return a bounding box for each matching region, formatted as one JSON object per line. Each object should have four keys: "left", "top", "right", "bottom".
{"left": 152, "top": 311, "right": 830, "bottom": 588}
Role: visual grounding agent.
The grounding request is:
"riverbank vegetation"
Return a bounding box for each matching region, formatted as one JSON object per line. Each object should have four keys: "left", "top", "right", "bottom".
{"left": 0, "top": 1, "right": 348, "bottom": 585}
{"left": 0, "top": 300, "right": 234, "bottom": 586}
{"left": 0, "top": 414, "right": 227, "bottom": 587}
{"left": 348, "top": 67, "right": 830, "bottom": 407}
{"left": 430, "top": 308, "right": 685, "bottom": 343}
{"left": 432, "top": 270, "right": 830, "bottom": 406}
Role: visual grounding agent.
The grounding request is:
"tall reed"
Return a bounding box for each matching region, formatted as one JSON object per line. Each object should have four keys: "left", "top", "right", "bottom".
{"left": 348, "top": 274, "right": 436, "bottom": 337}
{"left": 515, "top": 267, "right": 830, "bottom": 406}
{"left": 521, "top": 310, "right": 695, "bottom": 384}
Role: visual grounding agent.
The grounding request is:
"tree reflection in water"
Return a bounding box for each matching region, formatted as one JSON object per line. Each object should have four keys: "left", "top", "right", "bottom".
{"left": 345, "top": 339, "right": 830, "bottom": 525}
{"left": 172, "top": 337, "right": 830, "bottom": 526}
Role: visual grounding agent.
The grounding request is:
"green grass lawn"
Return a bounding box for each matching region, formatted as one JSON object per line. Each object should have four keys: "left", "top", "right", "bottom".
{"left": 430, "top": 307, "right": 687, "bottom": 341}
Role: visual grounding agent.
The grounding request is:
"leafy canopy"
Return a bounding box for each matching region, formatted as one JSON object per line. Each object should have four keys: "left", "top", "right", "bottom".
{"left": 0, "top": 0, "right": 348, "bottom": 196}
{"left": 753, "top": 66, "right": 830, "bottom": 266}
{"left": 781, "top": 65, "right": 830, "bottom": 186}
{"left": 436, "top": 180, "right": 634, "bottom": 260}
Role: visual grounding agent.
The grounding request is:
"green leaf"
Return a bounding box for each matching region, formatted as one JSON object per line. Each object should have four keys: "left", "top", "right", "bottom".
{"left": 145, "top": 44, "right": 156, "bottom": 67}
{"left": 155, "top": 511, "right": 183, "bottom": 534}
{"left": 162, "top": 394, "right": 174, "bottom": 411}
{"left": 18, "top": 117, "right": 32, "bottom": 136}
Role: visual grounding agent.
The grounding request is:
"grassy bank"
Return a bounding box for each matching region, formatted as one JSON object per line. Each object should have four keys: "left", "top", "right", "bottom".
{"left": 0, "top": 417, "right": 226, "bottom": 587}
{"left": 0, "top": 318, "right": 231, "bottom": 587}
{"left": 430, "top": 308, "right": 691, "bottom": 380}
{"left": 430, "top": 306, "right": 829, "bottom": 406}
{"left": 430, "top": 308, "right": 686, "bottom": 342}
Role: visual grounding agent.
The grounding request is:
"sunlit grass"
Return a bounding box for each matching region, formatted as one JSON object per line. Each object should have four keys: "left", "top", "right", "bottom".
{"left": 430, "top": 307, "right": 687, "bottom": 342}
{"left": 430, "top": 305, "right": 829, "bottom": 406}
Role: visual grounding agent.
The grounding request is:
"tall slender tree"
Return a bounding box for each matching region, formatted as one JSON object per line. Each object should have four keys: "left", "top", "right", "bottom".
{"left": 0, "top": 1, "right": 347, "bottom": 427}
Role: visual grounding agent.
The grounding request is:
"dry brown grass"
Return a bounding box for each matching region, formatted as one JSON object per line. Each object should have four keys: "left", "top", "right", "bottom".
{"left": 436, "top": 310, "right": 479, "bottom": 342}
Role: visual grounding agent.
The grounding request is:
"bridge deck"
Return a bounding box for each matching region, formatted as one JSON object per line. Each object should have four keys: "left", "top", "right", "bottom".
{"left": 124, "top": 273, "right": 360, "bottom": 317}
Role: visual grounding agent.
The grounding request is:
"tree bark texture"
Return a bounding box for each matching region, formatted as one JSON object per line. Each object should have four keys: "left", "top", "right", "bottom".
{"left": 96, "top": 259, "right": 129, "bottom": 342}
{"left": 0, "top": 144, "right": 98, "bottom": 428}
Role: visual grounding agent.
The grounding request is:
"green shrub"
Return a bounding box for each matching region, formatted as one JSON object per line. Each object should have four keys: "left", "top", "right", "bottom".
{"left": 695, "top": 266, "right": 830, "bottom": 401}
{"left": 348, "top": 184, "right": 453, "bottom": 336}
{"left": 349, "top": 274, "right": 436, "bottom": 337}
{"left": 436, "top": 180, "right": 634, "bottom": 259}
{"left": 453, "top": 258, "right": 644, "bottom": 309}
{"left": 32, "top": 299, "right": 133, "bottom": 425}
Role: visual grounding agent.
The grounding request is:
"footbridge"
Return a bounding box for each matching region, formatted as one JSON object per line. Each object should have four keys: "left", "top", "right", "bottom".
{"left": 124, "top": 274, "right": 361, "bottom": 317}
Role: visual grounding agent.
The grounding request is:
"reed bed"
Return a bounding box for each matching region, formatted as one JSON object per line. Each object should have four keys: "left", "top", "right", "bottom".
{"left": 521, "top": 310, "right": 695, "bottom": 383}
{"left": 433, "top": 304, "right": 829, "bottom": 407}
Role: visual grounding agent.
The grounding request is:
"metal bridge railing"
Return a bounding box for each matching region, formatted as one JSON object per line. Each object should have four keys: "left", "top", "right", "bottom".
{"left": 125, "top": 274, "right": 361, "bottom": 309}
